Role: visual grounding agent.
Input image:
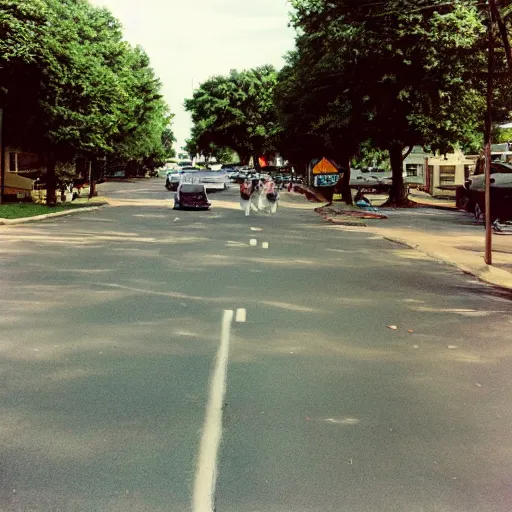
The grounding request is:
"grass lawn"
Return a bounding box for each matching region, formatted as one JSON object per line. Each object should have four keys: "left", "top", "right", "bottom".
{"left": 0, "top": 201, "right": 102, "bottom": 220}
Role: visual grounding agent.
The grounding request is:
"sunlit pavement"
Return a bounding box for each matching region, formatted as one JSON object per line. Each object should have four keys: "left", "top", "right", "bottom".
{"left": 1, "top": 179, "right": 512, "bottom": 512}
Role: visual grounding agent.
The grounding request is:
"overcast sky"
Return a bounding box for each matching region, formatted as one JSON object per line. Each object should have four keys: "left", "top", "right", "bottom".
{"left": 89, "top": 0, "right": 296, "bottom": 150}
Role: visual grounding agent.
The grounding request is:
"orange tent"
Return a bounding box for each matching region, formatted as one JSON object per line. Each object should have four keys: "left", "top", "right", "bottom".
{"left": 312, "top": 157, "right": 338, "bottom": 175}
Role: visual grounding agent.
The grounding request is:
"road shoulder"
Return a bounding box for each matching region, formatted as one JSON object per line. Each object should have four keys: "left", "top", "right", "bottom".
{"left": 315, "top": 204, "right": 512, "bottom": 291}
{"left": 0, "top": 203, "right": 108, "bottom": 225}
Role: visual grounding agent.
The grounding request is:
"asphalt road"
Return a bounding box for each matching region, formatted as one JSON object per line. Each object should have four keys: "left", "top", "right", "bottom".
{"left": 1, "top": 178, "right": 511, "bottom": 512}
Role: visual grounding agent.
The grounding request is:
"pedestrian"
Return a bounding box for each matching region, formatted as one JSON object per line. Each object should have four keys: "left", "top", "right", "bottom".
{"left": 355, "top": 190, "right": 377, "bottom": 212}
{"left": 251, "top": 177, "right": 264, "bottom": 212}
{"left": 263, "top": 176, "right": 278, "bottom": 214}
{"left": 355, "top": 189, "right": 371, "bottom": 207}
{"left": 240, "top": 179, "right": 252, "bottom": 216}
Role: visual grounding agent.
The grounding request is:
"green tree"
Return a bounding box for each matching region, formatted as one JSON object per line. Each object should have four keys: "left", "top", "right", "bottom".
{"left": 1, "top": 0, "right": 174, "bottom": 202}
{"left": 213, "top": 146, "right": 238, "bottom": 164}
{"left": 0, "top": 0, "right": 49, "bottom": 158}
{"left": 287, "top": 0, "right": 487, "bottom": 205}
{"left": 185, "top": 66, "right": 278, "bottom": 167}
{"left": 185, "top": 127, "right": 237, "bottom": 164}
{"left": 161, "top": 126, "right": 176, "bottom": 159}
{"left": 274, "top": 47, "right": 361, "bottom": 203}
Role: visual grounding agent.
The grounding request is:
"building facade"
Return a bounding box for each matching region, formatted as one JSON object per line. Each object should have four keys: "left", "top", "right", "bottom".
{"left": 403, "top": 147, "right": 476, "bottom": 197}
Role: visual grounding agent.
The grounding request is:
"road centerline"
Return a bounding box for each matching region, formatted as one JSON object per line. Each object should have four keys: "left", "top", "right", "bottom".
{"left": 193, "top": 309, "right": 234, "bottom": 512}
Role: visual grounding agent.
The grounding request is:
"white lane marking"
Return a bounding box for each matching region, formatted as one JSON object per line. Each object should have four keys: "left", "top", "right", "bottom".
{"left": 262, "top": 242, "right": 269, "bottom": 249}
{"left": 249, "top": 239, "right": 258, "bottom": 246}
{"left": 193, "top": 309, "right": 234, "bottom": 512}
{"left": 250, "top": 227, "right": 262, "bottom": 231}
{"left": 235, "top": 308, "right": 246, "bottom": 323}
{"left": 226, "top": 241, "right": 248, "bottom": 247}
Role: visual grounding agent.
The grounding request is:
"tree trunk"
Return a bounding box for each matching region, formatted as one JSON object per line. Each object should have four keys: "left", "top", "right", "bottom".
{"left": 238, "top": 151, "right": 250, "bottom": 166}
{"left": 88, "top": 160, "right": 96, "bottom": 199}
{"left": 46, "top": 151, "right": 57, "bottom": 206}
{"left": 253, "top": 154, "right": 261, "bottom": 171}
{"left": 387, "top": 144, "right": 408, "bottom": 206}
{"left": 340, "top": 159, "right": 352, "bottom": 205}
{"left": 126, "top": 160, "right": 137, "bottom": 177}
{"left": 0, "top": 107, "right": 4, "bottom": 205}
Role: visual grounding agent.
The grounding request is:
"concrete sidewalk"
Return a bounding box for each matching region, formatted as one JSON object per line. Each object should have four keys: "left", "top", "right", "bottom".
{"left": 320, "top": 204, "right": 512, "bottom": 291}
{"left": 408, "top": 190, "right": 457, "bottom": 210}
{"left": 281, "top": 188, "right": 511, "bottom": 290}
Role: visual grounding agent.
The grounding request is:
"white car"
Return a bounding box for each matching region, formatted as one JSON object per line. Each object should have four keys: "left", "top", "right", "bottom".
{"left": 165, "top": 167, "right": 200, "bottom": 191}
{"left": 190, "top": 171, "right": 229, "bottom": 191}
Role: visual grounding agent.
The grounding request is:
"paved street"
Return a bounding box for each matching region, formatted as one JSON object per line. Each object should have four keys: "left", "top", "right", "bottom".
{"left": 1, "top": 178, "right": 512, "bottom": 512}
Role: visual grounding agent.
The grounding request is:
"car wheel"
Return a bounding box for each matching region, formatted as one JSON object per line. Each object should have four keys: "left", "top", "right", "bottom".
{"left": 474, "top": 202, "right": 484, "bottom": 222}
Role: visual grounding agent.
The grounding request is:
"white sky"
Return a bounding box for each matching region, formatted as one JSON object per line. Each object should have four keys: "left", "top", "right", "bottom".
{"left": 89, "top": 0, "right": 296, "bottom": 150}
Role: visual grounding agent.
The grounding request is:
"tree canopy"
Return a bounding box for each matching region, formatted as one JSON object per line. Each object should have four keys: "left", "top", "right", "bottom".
{"left": 184, "top": 66, "right": 278, "bottom": 166}
{"left": 0, "top": 0, "right": 175, "bottom": 202}
{"left": 280, "top": 0, "right": 489, "bottom": 204}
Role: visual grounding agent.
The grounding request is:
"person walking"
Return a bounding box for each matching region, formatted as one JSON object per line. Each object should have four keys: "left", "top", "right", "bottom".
{"left": 250, "top": 176, "right": 264, "bottom": 212}
{"left": 263, "top": 176, "right": 278, "bottom": 214}
{"left": 240, "top": 179, "right": 252, "bottom": 216}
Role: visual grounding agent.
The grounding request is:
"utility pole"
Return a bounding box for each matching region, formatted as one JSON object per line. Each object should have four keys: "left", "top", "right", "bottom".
{"left": 484, "top": 0, "right": 496, "bottom": 265}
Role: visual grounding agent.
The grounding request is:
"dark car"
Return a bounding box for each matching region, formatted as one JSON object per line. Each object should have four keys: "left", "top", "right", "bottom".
{"left": 173, "top": 183, "right": 211, "bottom": 210}
{"left": 456, "top": 161, "right": 512, "bottom": 221}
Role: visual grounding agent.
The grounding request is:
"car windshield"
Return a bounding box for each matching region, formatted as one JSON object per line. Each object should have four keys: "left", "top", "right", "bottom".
{"left": 493, "top": 163, "right": 512, "bottom": 173}
{"left": 180, "top": 184, "right": 204, "bottom": 193}
{"left": 475, "top": 162, "right": 512, "bottom": 175}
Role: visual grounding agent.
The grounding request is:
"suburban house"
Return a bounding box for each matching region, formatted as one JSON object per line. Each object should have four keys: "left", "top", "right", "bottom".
{"left": 403, "top": 146, "right": 476, "bottom": 197}
{"left": 2, "top": 148, "right": 95, "bottom": 202}
{"left": 2, "top": 147, "right": 38, "bottom": 200}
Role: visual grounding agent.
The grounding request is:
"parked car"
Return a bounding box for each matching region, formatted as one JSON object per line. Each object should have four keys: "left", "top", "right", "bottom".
{"left": 349, "top": 174, "right": 379, "bottom": 188}
{"left": 194, "top": 170, "right": 229, "bottom": 191}
{"left": 165, "top": 171, "right": 181, "bottom": 191}
{"left": 349, "top": 169, "right": 392, "bottom": 193}
{"left": 174, "top": 183, "right": 211, "bottom": 210}
{"left": 165, "top": 167, "right": 200, "bottom": 191}
{"left": 457, "top": 161, "right": 512, "bottom": 221}
{"left": 377, "top": 176, "right": 393, "bottom": 193}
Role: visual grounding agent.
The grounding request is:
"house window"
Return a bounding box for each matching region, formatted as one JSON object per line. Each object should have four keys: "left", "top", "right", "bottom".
{"left": 17, "top": 152, "right": 40, "bottom": 172}
{"left": 406, "top": 164, "right": 422, "bottom": 177}
{"left": 8, "top": 152, "right": 17, "bottom": 173}
{"left": 439, "top": 165, "right": 456, "bottom": 185}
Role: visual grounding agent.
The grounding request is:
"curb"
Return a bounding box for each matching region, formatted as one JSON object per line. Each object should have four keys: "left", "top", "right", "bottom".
{"left": 327, "top": 217, "right": 367, "bottom": 226}
{"left": 314, "top": 206, "right": 391, "bottom": 226}
{"left": 414, "top": 203, "right": 458, "bottom": 212}
{"left": 316, "top": 210, "right": 367, "bottom": 227}
{"left": 0, "top": 204, "right": 107, "bottom": 225}
{"left": 383, "top": 235, "right": 512, "bottom": 292}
